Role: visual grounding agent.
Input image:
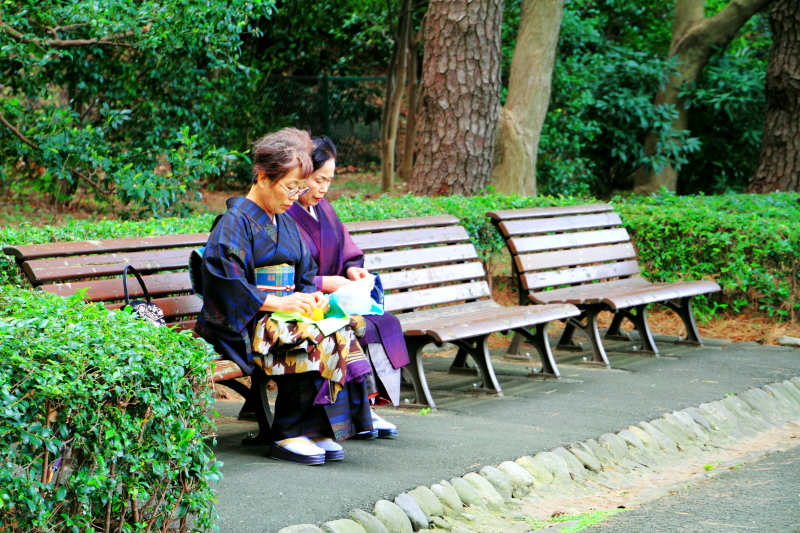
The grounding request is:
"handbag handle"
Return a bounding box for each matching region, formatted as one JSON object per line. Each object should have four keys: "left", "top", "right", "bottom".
{"left": 122, "top": 265, "right": 152, "bottom": 306}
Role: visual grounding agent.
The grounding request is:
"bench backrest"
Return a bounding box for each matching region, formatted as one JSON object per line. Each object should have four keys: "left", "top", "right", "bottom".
{"left": 3, "top": 234, "right": 210, "bottom": 330}
{"left": 347, "top": 215, "right": 491, "bottom": 313}
{"left": 3, "top": 215, "right": 490, "bottom": 321}
{"left": 486, "top": 204, "right": 640, "bottom": 295}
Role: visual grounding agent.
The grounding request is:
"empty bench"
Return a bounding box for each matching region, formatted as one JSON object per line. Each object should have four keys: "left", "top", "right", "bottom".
{"left": 346, "top": 215, "right": 580, "bottom": 409}
{"left": 487, "top": 203, "right": 721, "bottom": 366}
{"left": 2, "top": 234, "right": 276, "bottom": 444}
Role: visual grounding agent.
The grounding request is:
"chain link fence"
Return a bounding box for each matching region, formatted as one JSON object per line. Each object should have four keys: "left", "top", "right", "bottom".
{"left": 263, "top": 75, "right": 386, "bottom": 168}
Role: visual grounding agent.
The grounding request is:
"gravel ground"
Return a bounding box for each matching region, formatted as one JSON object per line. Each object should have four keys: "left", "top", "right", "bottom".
{"left": 582, "top": 446, "right": 800, "bottom": 532}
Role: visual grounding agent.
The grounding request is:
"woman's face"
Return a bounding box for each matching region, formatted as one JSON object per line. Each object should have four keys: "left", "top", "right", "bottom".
{"left": 254, "top": 166, "right": 306, "bottom": 215}
{"left": 298, "top": 158, "right": 335, "bottom": 208}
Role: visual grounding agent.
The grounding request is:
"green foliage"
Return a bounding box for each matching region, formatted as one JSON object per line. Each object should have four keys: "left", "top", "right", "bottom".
{"left": 1, "top": 0, "right": 273, "bottom": 217}
{"left": 0, "top": 286, "right": 220, "bottom": 532}
{"left": 4, "top": 192, "right": 798, "bottom": 320}
{"left": 533, "top": 0, "right": 771, "bottom": 196}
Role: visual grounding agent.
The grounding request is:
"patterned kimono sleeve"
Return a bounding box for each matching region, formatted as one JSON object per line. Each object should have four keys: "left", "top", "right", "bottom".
{"left": 202, "top": 213, "right": 267, "bottom": 333}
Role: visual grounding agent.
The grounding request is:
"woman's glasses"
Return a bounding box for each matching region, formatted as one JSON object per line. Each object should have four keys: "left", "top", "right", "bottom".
{"left": 279, "top": 183, "right": 310, "bottom": 198}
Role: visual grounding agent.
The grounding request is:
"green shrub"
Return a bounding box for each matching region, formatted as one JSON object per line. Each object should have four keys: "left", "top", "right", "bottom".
{"left": 2, "top": 192, "right": 798, "bottom": 320}
{"left": 0, "top": 287, "right": 221, "bottom": 532}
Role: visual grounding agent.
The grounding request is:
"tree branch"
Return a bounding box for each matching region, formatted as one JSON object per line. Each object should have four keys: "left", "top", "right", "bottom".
{"left": 0, "top": 22, "right": 137, "bottom": 48}
{"left": 0, "top": 113, "right": 39, "bottom": 148}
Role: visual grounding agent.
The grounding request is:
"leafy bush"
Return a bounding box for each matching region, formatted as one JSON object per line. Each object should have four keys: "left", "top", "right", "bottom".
{"left": 2, "top": 192, "right": 798, "bottom": 319}
{"left": 0, "top": 287, "right": 220, "bottom": 532}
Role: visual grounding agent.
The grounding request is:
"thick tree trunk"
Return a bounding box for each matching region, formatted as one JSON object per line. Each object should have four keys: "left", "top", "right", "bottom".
{"left": 399, "top": 31, "right": 421, "bottom": 185}
{"left": 634, "top": 0, "right": 775, "bottom": 194}
{"left": 747, "top": 0, "right": 800, "bottom": 193}
{"left": 410, "top": 0, "right": 504, "bottom": 196}
{"left": 490, "top": 0, "right": 565, "bottom": 196}
{"left": 380, "top": 0, "right": 412, "bottom": 193}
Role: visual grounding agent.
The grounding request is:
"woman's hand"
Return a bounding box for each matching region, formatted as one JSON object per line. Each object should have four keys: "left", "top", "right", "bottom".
{"left": 346, "top": 266, "right": 370, "bottom": 281}
{"left": 260, "top": 292, "right": 316, "bottom": 315}
{"left": 321, "top": 275, "right": 351, "bottom": 293}
{"left": 312, "top": 292, "right": 330, "bottom": 313}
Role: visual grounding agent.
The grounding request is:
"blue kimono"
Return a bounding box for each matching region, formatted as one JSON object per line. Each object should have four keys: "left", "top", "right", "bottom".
{"left": 195, "top": 197, "right": 317, "bottom": 375}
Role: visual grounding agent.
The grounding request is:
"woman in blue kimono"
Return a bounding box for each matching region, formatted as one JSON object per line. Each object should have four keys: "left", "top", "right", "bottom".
{"left": 287, "top": 136, "right": 410, "bottom": 439}
{"left": 196, "top": 128, "right": 373, "bottom": 465}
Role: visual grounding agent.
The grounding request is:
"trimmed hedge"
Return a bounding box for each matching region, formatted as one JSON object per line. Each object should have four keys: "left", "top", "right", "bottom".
{"left": 1, "top": 192, "right": 799, "bottom": 319}
{"left": 0, "top": 287, "right": 221, "bottom": 532}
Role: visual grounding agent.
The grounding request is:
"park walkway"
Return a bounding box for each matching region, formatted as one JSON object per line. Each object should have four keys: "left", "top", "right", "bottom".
{"left": 210, "top": 335, "right": 800, "bottom": 533}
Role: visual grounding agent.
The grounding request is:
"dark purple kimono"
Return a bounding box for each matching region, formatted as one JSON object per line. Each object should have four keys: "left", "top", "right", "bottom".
{"left": 287, "top": 199, "right": 410, "bottom": 370}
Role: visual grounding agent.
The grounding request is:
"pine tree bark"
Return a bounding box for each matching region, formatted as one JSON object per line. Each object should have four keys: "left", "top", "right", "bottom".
{"left": 747, "top": 0, "right": 800, "bottom": 193}
{"left": 490, "top": 0, "right": 565, "bottom": 196}
{"left": 410, "top": 0, "right": 504, "bottom": 196}
{"left": 634, "top": 0, "right": 775, "bottom": 194}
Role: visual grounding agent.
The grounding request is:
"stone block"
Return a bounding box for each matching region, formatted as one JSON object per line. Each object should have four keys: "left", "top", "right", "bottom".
{"left": 322, "top": 519, "right": 367, "bottom": 533}
{"left": 431, "top": 481, "right": 464, "bottom": 517}
{"left": 638, "top": 421, "right": 678, "bottom": 452}
{"left": 497, "top": 460, "right": 534, "bottom": 496}
{"left": 683, "top": 407, "right": 713, "bottom": 433}
{"left": 278, "top": 526, "right": 325, "bottom": 533}
{"left": 463, "top": 472, "right": 504, "bottom": 510}
{"left": 373, "top": 500, "right": 413, "bottom": 533}
{"left": 348, "top": 509, "right": 390, "bottom": 533}
{"left": 408, "top": 486, "right": 444, "bottom": 518}
{"left": 450, "top": 476, "right": 488, "bottom": 510}
{"left": 479, "top": 466, "right": 514, "bottom": 501}
{"left": 532, "top": 451, "right": 572, "bottom": 481}
{"left": 395, "top": 493, "right": 429, "bottom": 531}
{"left": 650, "top": 418, "right": 692, "bottom": 448}
{"left": 569, "top": 446, "right": 602, "bottom": 473}
{"left": 553, "top": 447, "right": 588, "bottom": 480}
{"left": 515, "top": 456, "right": 554, "bottom": 485}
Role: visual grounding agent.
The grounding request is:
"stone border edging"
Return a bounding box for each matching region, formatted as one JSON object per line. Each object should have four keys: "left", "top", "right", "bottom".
{"left": 277, "top": 376, "right": 800, "bottom": 533}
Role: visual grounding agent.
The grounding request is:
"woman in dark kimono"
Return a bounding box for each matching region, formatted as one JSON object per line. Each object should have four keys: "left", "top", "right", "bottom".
{"left": 195, "top": 128, "right": 373, "bottom": 465}
{"left": 287, "top": 136, "right": 410, "bottom": 439}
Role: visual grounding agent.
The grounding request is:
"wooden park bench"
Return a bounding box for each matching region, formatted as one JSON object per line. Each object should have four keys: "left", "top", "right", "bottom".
{"left": 487, "top": 203, "right": 721, "bottom": 367}
{"left": 1, "top": 233, "right": 277, "bottom": 444}
{"left": 346, "top": 215, "right": 580, "bottom": 409}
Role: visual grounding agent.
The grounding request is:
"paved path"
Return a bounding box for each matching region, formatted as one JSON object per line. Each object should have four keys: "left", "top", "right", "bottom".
{"left": 211, "top": 338, "right": 800, "bottom": 533}
{"left": 582, "top": 446, "right": 800, "bottom": 532}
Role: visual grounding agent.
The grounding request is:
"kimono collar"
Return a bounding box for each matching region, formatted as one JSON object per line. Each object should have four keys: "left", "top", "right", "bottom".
{"left": 227, "top": 197, "right": 279, "bottom": 242}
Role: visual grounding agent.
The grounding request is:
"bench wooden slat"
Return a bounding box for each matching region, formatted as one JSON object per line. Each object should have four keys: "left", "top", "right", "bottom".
{"left": 41, "top": 272, "right": 193, "bottom": 301}
{"left": 384, "top": 281, "right": 492, "bottom": 313}
{"left": 395, "top": 300, "right": 502, "bottom": 326}
{"left": 516, "top": 243, "right": 638, "bottom": 272}
{"left": 211, "top": 359, "right": 246, "bottom": 381}
{"left": 500, "top": 212, "right": 623, "bottom": 237}
{"left": 509, "top": 228, "right": 631, "bottom": 255}
{"left": 521, "top": 260, "right": 641, "bottom": 291}
{"left": 351, "top": 225, "right": 470, "bottom": 252}
{"left": 486, "top": 203, "right": 613, "bottom": 222}
{"left": 364, "top": 244, "right": 478, "bottom": 272}
{"left": 344, "top": 215, "right": 459, "bottom": 233}
{"left": 529, "top": 278, "right": 652, "bottom": 305}
{"left": 402, "top": 303, "right": 579, "bottom": 343}
{"left": 24, "top": 248, "right": 193, "bottom": 283}
{"left": 380, "top": 262, "right": 486, "bottom": 291}
{"left": 3, "top": 233, "right": 209, "bottom": 260}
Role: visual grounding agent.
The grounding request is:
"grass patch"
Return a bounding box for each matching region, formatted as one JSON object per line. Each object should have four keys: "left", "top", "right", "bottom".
{"left": 525, "top": 509, "right": 626, "bottom": 532}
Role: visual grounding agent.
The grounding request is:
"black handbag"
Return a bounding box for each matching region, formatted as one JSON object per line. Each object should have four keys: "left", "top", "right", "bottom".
{"left": 121, "top": 265, "right": 166, "bottom": 327}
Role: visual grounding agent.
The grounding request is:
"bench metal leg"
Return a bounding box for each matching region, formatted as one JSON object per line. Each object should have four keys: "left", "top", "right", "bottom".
{"left": 450, "top": 347, "right": 479, "bottom": 375}
{"left": 559, "top": 308, "right": 611, "bottom": 367}
{"left": 241, "top": 371, "right": 274, "bottom": 446}
{"left": 504, "top": 331, "right": 525, "bottom": 357}
{"left": 404, "top": 337, "right": 438, "bottom": 409}
{"left": 665, "top": 296, "right": 703, "bottom": 345}
{"left": 556, "top": 321, "right": 584, "bottom": 352}
{"left": 513, "top": 323, "right": 560, "bottom": 378}
{"left": 604, "top": 312, "right": 630, "bottom": 341}
{"left": 216, "top": 378, "right": 257, "bottom": 420}
{"left": 616, "top": 305, "right": 659, "bottom": 355}
{"left": 452, "top": 335, "right": 504, "bottom": 396}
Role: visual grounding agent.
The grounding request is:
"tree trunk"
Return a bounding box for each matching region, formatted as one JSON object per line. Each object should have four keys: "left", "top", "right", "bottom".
{"left": 380, "top": 0, "right": 412, "bottom": 193}
{"left": 747, "top": 0, "right": 800, "bottom": 193}
{"left": 400, "top": 30, "right": 422, "bottom": 185}
{"left": 410, "top": 0, "right": 505, "bottom": 196}
{"left": 490, "top": 0, "right": 565, "bottom": 196}
{"left": 634, "top": 0, "right": 776, "bottom": 194}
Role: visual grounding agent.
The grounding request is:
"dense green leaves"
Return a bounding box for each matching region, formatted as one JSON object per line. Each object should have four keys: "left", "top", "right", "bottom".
{"left": 0, "top": 287, "right": 220, "bottom": 531}
{"left": 3, "top": 192, "right": 798, "bottom": 319}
